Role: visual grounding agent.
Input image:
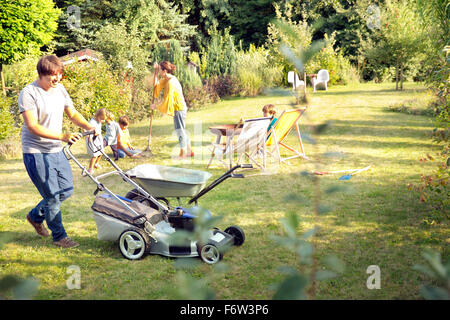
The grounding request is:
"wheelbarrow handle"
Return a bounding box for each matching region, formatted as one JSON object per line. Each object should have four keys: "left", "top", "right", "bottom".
{"left": 187, "top": 164, "right": 253, "bottom": 205}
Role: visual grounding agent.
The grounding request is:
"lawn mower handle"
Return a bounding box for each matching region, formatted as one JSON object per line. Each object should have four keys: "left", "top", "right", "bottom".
{"left": 188, "top": 164, "right": 253, "bottom": 205}
{"left": 67, "top": 129, "right": 97, "bottom": 147}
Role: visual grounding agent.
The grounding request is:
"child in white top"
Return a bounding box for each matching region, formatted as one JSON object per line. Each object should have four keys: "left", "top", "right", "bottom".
{"left": 85, "top": 108, "right": 107, "bottom": 175}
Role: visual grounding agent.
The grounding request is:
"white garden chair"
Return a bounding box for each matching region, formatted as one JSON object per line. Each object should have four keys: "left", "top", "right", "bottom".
{"left": 287, "top": 71, "right": 305, "bottom": 91}
{"left": 313, "top": 69, "right": 329, "bottom": 92}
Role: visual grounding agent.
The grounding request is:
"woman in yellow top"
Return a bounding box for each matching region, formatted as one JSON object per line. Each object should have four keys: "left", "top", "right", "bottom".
{"left": 150, "top": 61, "right": 193, "bottom": 158}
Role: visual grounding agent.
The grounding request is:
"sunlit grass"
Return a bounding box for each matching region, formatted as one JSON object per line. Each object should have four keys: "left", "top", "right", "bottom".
{"left": 0, "top": 82, "right": 447, "bottom": 299}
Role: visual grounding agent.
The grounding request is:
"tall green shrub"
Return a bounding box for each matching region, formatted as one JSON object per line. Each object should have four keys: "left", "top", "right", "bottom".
{"left": 61, "top": 59, "right": 132, "bottom": 129}
{"left": 235, "top": 44, "right": 283, "bottom": 96}
{"left": 0, "top": 96, "right": 16, "bottom": 141}
{"left": 361, "top": 0, "right": 427, "bottom": 89}
{"left": 201, "top": 27, "right": 237, "bottom": 79}
{"left": 307, "top": 34, "right": 360, "bottom": 85}
{"left": 266, "top": 2, "right": 313, "bottom": 83}
{"left": 95, "top": 21, "right": 150, "bottom": 80}
{"left": 152, "top": 39, "right": 202, "bottom": 91}
{"left": 0, "top": 0, "right": 61, "bottom": 95}
{"left": 152, "top": 39, "right": 186, "bottom": 71}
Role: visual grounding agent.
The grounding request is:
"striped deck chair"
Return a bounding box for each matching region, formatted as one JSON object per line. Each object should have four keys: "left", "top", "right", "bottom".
{"left": 210, "top": 117, "right": 271, "bottom": 169}
{"left": 266, "top": 108, "right": 308, "bottom": 164}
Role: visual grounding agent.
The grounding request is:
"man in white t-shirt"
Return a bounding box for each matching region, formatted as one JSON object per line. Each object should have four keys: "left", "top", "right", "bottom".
{"left": 19, "top": 55, "right": 98, "bottom": 248}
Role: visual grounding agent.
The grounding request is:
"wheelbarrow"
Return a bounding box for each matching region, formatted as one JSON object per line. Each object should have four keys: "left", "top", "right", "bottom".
{"left": 122, "top": 163, "right": 253, "bottom": 209}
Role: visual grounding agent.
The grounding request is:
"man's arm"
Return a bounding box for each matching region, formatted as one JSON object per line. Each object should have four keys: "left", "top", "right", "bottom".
{"left": 65, "top": 107, "right": 96, "bottom": 132}
{"left": 21, "top": 110, "right": 80, "bottom": 143}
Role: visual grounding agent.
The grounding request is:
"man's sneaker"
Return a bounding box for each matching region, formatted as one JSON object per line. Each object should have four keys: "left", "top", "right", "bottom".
{"left": 26, "top": 214, "right": 49, "bottom": 237}
{"left": 53, "top": 237, "right": 79, "bottom": 248}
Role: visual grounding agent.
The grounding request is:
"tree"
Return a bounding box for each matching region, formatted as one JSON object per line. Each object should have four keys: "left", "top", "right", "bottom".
{"left": 201, "top": 27, "right": 237, "bottom": 79}
{"left": 53, "top": 0, "right": 197, "bottom": 56}
{"left": 266, "top": 2, "right": 314, "bottom": 88}
{"left": 415, "top": 0, "right": 450, "bottom": 90}
{"left": 363, "top": 0, "right": 427, "bottom": 89}
{"left": 95, "top": 22, "right": 150, "bottom": 79}
{"left": 52, "top": 0, "right": 114, "bottom": 56}
{"left": 274, "top": 0, "right": 377, "bottom": 65}
{"left": 173, "top": 0, "right": 232, "bottom": 51}
{"left": 111, "top": 0, "right": 196, "bottom": 48}
{"left": 0, "top": 0, "right": 61, "bottom": 95}
{"left": 227, "top": 0, "right": 276, "bottom": 48}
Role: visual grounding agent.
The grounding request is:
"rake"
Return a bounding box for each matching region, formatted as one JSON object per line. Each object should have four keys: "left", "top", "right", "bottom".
{"left": 338, "top": 166, "right": 371, "bottom": 180}
{"left": 313, "top": 165, "right": 372, "bottom": 180}
{"left": 143, "top": 66, "right": 158, "bottom": 157}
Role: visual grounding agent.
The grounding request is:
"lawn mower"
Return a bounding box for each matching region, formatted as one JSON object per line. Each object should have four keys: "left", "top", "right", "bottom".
{"left": 64, "top": 131, "right": 249, "bottom": 264}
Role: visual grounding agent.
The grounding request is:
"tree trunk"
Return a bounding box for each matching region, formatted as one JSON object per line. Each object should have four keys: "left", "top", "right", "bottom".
{"left": 400, "top": 63, "right": 403, "bottom": 91}
{"left": 395, "top": 62, "right": 399, "bottom": 91}
{"left": 0, "top": 64, "right": 6, "bottom": 96}
{"left": 293, "top": 71, "right": 297, "bottom": 91}
{"left": 303, "top": 72, "right": 307, "bottom": 97}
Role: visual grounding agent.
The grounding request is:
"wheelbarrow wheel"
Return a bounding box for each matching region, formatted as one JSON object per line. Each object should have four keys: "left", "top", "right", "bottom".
{"left": 198, "top": 243, "right": 223, "bottom": 265}
{"left": 118, "top": 228, "right": 150, "bottom": 260}
{"left": 224, "top": 226, "right": 245, "bottom": 246}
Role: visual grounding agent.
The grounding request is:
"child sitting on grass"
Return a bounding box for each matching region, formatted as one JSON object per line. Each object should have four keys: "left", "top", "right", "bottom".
{"left": 117, "top": 115, "right": 142, "bottom": 159}
{"left": 103, "top": 111, "right": 123, "bottom": 161}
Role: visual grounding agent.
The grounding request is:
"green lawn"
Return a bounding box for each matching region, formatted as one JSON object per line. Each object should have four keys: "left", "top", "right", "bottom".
{"left": 0, "top": 82, "right": 447, "bottom": 299}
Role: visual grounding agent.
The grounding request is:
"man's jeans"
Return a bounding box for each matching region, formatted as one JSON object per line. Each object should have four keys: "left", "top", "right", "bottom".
{"left": 23, "top": 152, "right": 73, "bottom": 241}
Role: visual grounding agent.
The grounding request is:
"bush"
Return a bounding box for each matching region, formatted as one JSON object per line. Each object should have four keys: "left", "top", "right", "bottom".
{"left": 201, "top": 28, "right": 237, "bottom": 79}
{"left": 266, "top": 4, "right": 313, "bottom": 85}
{"left": 409, "top": 148, "right": 449, "bottom": 223}
{"left": 387, "top": 98, "right": 437, "bottom": 117}
{"left": 235, "top": 45, "right": 283, "bottom": 96}
{"left": 0, "top": 96, "right": 17, "bottom": 141}
{"left": 184, "top": 75, "right": 238, "bottom": 110}
{"left": 204, "top": 75, "right": 239, "bottom": 98}
{"left": 307, "top": 34, "right": 360, "bottom": 85}
{"left": 183, "top": 83, "right": 220, "bottom": 110}
{"left": 61, "top": 59, "right": 132, "bottom": 129}
{"left": 3, "top": 54, "right": 40, "bottom": 96}
{"left": 152, "top": 40, "right": 186, "bottom": 73}
{"left": 181, "top": 65, "right": 203, "bottom": 92}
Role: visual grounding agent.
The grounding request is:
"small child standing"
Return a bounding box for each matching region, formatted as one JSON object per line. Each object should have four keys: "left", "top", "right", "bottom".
{"left": 117, "top": 115, "right": 142, "bottom": 158}
{"left": 85, "top": 108, "right": 107, "bottom": 175}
